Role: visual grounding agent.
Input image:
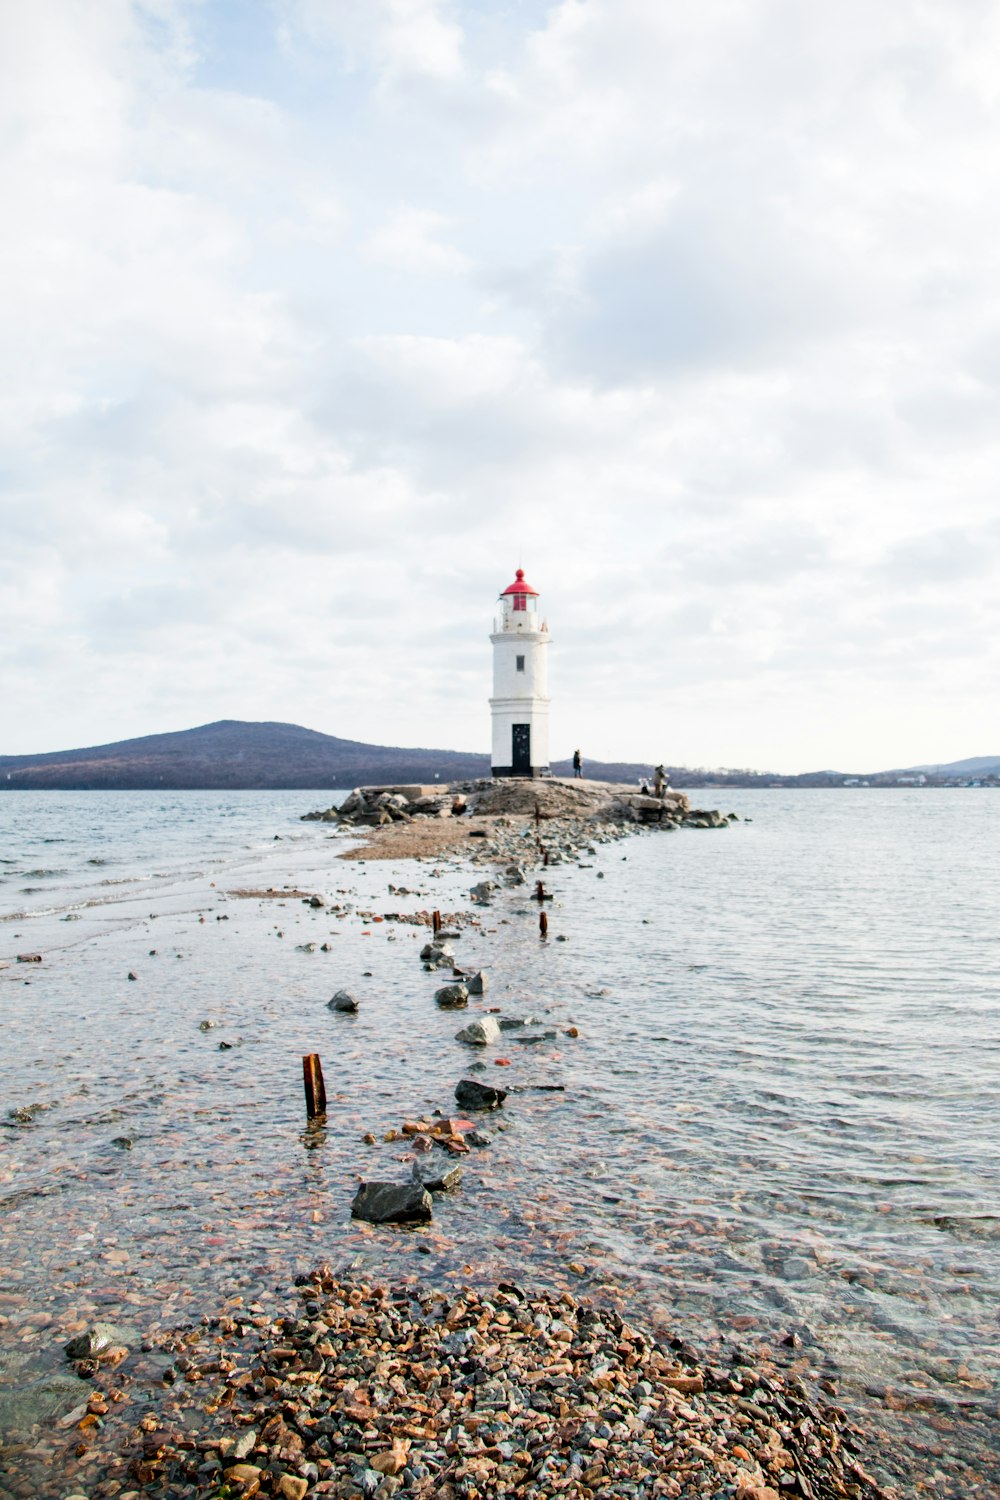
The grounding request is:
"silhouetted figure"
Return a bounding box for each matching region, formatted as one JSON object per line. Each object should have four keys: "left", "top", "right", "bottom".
{"left": 572, "top": 749, "right": 583, "bottom": 779}
{"left": 653, "top": 764, "right": 667, "bottom": 798}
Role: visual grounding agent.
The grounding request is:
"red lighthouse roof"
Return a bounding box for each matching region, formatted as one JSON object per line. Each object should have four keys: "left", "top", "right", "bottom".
{"left": 500, "top": 567, "right": 539, "bottom": 598}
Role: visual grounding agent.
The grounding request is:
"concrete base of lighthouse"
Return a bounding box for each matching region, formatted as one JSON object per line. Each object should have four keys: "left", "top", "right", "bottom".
{"left": 490, "top": 702, "right": 550, "bottom": 779}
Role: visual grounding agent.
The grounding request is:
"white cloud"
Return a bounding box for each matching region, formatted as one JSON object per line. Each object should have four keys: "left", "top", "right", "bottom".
{"left": 366, "top": 208, "right": 470, "bottom": 273}
{"left": 288, "top": 0, "right": 464, "bottom": 84}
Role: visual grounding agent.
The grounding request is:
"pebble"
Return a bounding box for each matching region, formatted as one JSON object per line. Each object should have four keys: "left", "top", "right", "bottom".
{"left": 23, "top": 1275, "right": 896, "bottom": 1500}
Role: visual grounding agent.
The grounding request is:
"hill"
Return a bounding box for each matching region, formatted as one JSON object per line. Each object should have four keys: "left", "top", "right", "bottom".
{"left": 900, "top": 754, "right": 1000, "bottom": 777}
{"left": 0, "top": 721, "right": 693, "bottom": 790}
{"left": 0, "top": 721, "right": 491, "bottom": 790}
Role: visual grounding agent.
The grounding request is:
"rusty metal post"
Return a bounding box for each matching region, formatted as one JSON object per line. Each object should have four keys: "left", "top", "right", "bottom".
{"left": 432, "top": 909, "right": 442, "bottom": 934}
{"left": 539, "top": 910, "right": 548, "bottom": 938}
{"left": 303, "top": 1054, "right": 327, "bottom": 1119}
{"left": 534, "top": 880, "right": 546, "bottom": 902}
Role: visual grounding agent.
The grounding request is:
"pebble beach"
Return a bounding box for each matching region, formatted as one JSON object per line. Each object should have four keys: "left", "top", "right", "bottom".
{"left": 14, "top": 1273, "right": 891, "bottom": 1500}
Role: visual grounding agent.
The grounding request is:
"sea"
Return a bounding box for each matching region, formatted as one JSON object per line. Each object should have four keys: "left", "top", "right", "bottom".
{"left": 0, "top": 788, "right": 998, "bottom": 1494}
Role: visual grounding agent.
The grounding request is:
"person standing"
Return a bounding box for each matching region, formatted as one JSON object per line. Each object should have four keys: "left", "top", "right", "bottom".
{"left": 653, "top": 764, "right": 667, "bottom": 798}
{"left": 572, "top": 749, "right": 583, "bottom": 779}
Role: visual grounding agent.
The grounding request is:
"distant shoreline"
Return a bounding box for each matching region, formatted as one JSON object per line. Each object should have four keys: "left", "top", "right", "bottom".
{"left": 3, "top": 780, "right": 999, "bottom": 792}
{"left": 3, "top": 718, "right": 997, "bottom": 791}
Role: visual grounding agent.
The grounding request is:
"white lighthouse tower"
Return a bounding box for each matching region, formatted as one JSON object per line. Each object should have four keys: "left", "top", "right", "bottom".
{"left": 490, "top": 567, "right": 551, "bottom": 778}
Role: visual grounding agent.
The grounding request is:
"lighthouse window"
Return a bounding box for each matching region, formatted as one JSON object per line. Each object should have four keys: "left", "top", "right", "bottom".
{"left": 516, "top": 654, "right": 525, "bottom": 672}
{"left": 512, "top": 593, "right": 526, "bottom": 611}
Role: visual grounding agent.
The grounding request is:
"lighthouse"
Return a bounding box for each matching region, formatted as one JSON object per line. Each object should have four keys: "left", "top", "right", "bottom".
{"left": 490, "top": 567, "right": 551, "bottom": 778}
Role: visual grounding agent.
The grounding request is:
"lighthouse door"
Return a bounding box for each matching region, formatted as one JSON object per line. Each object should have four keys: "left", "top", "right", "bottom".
{"left": 511, "top": 723, "right": 531, "bottom": 775}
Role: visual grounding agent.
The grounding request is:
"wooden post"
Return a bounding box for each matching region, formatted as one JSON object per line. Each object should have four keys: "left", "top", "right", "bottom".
{"left": 539, "top": 910, "right": 548, "bottom": 938}
{"left": 534, "top": 880, "right": 546, "bottom": 902}
{"left": 432, "top": 909, "right": 441, "bottom": 934}
{"left": 303, "top": 1054, "right": 327, "bottom": 1119}
{"left": 542, "top": 849, "right": 549, "bottom": 866}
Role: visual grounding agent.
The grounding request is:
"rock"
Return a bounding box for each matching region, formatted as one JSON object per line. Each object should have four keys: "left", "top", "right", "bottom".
{"left": 412, "top": 796, "right": 450, "bottom": 817}
{"left": 308, "top": 895, "right": 325, "bottom": 908}
{"left": 329, "top": 990, "right": 359, "bottom": 1013}
{"left": 686, "top": 808, "right": 727, "bottom": 827}
{"left": 410, "top": 1158, "right": 463, "bottom": 1193}
{"left": 466, "top": 970, "right": 488, "bottom": 994}
{"left": 233, "top": 1428, "right": 258, "bottom": 1459}
{"left": 420, "top": 942, "right": 455, "bottom": 970}
{"left": 64, "top": 1323, "right": 120, "bottom": 1360}
{"left": 223, "top": 1463, "right": 263, "bottom": 1493}
{"left": 465, "top": 1129, "right": 492, "bottom": 1147}
{"left": 455, "top": 1016, "right": 502, "bottom": 1046}
{"left": 469, "top": 880, "right": 495, "bottom": 904}
{"left": 350, "top": 1182, "right": 433, "bottom": 1224}
{"left": 111, "top": 1136, "right": 133, "bottom": 1150}
{"left": 276, "top": 1475, "right": 309, "bottom": 1500}
{"left": 455, "top": 1078, "right": 507, "bottom": 1111}
{"left": 434, "top": 983, "right": 469, "bottom": 1009}
{"left": 9, "top": 1103, "right": 46, "bottom": 1124}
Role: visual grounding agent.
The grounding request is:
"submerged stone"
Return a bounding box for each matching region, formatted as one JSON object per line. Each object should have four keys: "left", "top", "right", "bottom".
{"left": 455, "top": 1078, "right": 507, "bottom": 1111}
{"left": 350, "top": 1181, "right": 433, "bottom": 1224}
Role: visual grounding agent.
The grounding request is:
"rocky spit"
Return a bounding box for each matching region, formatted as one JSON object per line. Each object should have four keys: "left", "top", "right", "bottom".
{"left": 4, "top": 1273, "right": 893, "bottom": 1500}
{"left": 301, "top": 778, "right": 738, "bottom": 869}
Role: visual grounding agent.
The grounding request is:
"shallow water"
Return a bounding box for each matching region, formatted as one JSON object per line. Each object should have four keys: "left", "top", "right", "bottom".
{"left": 1, "top": 788, "right": 998, "bottom": 1492}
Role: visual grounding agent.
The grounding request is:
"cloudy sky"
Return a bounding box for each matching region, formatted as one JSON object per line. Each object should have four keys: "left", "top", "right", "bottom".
{"left": 3, "top": 0, "right": 999, "bottom": 772}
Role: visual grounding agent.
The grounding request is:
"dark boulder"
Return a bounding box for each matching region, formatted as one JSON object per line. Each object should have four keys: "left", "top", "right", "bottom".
{"left": 350, "top": 1182, "right": 433, "bottom": 1224}
{"left": 455, "top": 1078, "right": 507, "bottom": 1111}
{"left": 329, "top": 990, "right": 359, "bottom": 1013}
{"left": 435, "top": 982, "right": 469, "bottom": 1009}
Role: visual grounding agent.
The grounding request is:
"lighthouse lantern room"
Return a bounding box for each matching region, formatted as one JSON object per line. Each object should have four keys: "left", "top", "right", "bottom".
{"left": 490, "top": 567, "right": 551, "bottom": 777}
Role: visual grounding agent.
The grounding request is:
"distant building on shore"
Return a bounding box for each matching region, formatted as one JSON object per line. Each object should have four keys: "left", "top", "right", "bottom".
{"left": 489, "top": 567, "right": 551, "bottom": 778}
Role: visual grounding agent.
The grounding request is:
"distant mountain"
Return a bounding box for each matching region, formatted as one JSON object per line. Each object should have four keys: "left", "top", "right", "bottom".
{"left": 0, "top": 720, "right": 491, "bottom": 790}
{"left": 0, "top": 721, "right": 700, "bottom": 790}
{"left": 900, "top": 755, "right": 1000, "bottom": 777}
